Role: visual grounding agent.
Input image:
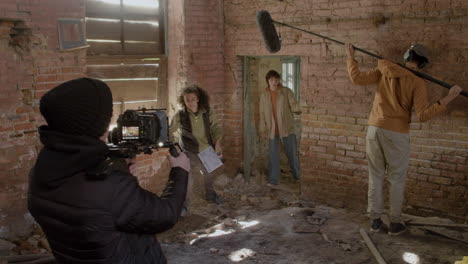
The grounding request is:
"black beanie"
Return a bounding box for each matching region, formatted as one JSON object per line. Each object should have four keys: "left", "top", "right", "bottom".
{"left": 40, "top": 78, "right": 113, "bottom": 138}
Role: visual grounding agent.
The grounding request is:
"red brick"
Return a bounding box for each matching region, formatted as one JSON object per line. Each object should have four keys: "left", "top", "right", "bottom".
{"left": 35, "top": 75, "right": 57, "bottom": 83}
{"left": 428, "top": 176, "right": 452, "bottom": 185}
{"left": 456, "top": 164, "right": 468, "bottom": 173}
{"left": 418, "top": 167, "right": 441, "bottom": 176}
{"left": 14, "top": 122, "right": 34, "bottom": 131}
{"left": 16, "top": 106, "right": 33, "bottom": 114}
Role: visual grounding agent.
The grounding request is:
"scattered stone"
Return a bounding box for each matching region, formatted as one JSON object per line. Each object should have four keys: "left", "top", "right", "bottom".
{"left": 338, "top": 241, "right": 352, "bottom": 251}
{"left": 307, "top": 215, "right": 327, "bottom": 225}
{"left": 293, "top": 222, "right": 320, "bottom": 233}
{"left": 0, "top": 238, "right": 16, "bottom": 254}
{"left": 39, "top": 238, "right": 51, "bottom": 252}
{"left": 222, "top": 218, "right": 237, "bottom": 228}
{"left": 236, "top": 215, "right": 247, "bottom": 221}
{"left": 27, "top": 237, "right": 39, "bottom": 247}
{"left": 209, "top": 247, "right": 220, "bottom": 253}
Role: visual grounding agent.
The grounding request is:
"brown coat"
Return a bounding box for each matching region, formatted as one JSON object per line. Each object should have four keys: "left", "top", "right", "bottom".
{"left": 347, "top": 59, "right": 447, "bottom": 133}
{"left": 259, "top": 85, "right": 301, "bottom": 139}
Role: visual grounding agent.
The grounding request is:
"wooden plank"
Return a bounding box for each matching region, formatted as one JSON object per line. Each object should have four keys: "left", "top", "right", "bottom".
{"left": 87, "top": 55, "right": 164, "bottom": 65}
{"left": 123, "top": 5, "right": 159, "bottom": 21}
{"left": 87, "top": 41, "right": 122, "bottom": 56}
{"left": 359, "top": 228, "right": 387, "bottom": 264}
{"left": 107, "top": 80, "right": 158, "bottom": 102}
{"left": 87, "top": 64, "right": 159, "bottom": 79}
{"left": 86, "top": 1, "right": 161, "bottom": 20}
{"left": 123, "top": 42, "right": 161, "bottom": 55}
{"left": 86, "top": 0, "right": 121, "bottom": 19}
{"left": 124, "top": 22, "right": 159, "bottom": 42}
{"left": 158, "top": 0, "right": 166, "bottom": 54}
{"left": 86, "top": 19, "right": 121, "bottom": 40}
{"left": 406, "top": 222, "right": 468, "bottom": 229}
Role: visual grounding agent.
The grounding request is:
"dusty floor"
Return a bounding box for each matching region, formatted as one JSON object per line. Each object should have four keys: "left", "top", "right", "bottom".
{"left": 157, "top": 176, "right": 467, "bottom": 264}
{"left": 1, "top": 175, "right": 466, "bottom": 264}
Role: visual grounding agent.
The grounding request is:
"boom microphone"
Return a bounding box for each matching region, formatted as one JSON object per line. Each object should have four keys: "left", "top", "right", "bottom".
{"left": 256, "top": 10, "right": 467, "bottom": 97}
{"left": 256, "top": 10, "right": 281, "bottom": 53}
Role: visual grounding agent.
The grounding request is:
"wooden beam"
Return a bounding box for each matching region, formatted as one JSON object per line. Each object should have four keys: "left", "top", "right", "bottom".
{"left": 87, "top": 55, "right": 165, "bottom": 65}
{"left": 406, "top": 222, "right": 468, "bottom": 229}
{"left": 87, "top": 64, "right": 159, "bottom": 79}
{"left": 359, "top": 228, "right": 387, "bottom": 264}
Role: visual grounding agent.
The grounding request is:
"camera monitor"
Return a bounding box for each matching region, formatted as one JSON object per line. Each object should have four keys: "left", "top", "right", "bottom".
{"left": 122, "top": 126, "right": 139, "bottom": 140}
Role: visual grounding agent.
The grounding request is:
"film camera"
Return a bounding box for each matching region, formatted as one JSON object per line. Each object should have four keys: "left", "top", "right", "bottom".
{"left": 108, "top": 108, "right": 179, "bottom": 158}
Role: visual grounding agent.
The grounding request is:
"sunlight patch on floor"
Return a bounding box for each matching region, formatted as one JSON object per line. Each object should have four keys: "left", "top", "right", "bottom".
{"left": 229, "top": 248, "right": 256, "bottom": 262}
{"left": 403, "top": 252, "right": 421, "bottom": 264}
{"left": 238, "top": 220, "right": 260, "bottom": 229}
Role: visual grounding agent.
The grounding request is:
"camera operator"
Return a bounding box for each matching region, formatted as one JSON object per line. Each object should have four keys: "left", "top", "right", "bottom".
{"left": 28, "top": 78, "right": 190, "bottom": 264}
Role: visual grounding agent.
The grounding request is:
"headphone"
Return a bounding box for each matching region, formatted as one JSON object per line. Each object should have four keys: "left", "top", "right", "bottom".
{"left": 403, "top": 44, "right": 428, "bottom": 69}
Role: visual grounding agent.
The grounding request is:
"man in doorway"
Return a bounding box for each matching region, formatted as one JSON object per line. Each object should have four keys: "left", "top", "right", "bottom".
{"left": 259, "top": 70, "right": 302, "bottom": 186}
{"left": 346, "top": 43, "right": 463, "bottom": 235}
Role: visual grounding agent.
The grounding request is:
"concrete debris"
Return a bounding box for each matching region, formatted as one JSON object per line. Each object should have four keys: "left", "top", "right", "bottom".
{"left": 337, "top": 241, "right": 352, "bottom": 251}
{"left": 307, "top": 215, "right": 327, "bottom": 225}
{"left": 321, "top": 232, "right": 331, "bottom": 242}
{"left": 293, "top": 222, "right": 320, "bottom": 233}
{"left": 209, "top": 247, "right": 220, "bottom": 253}
{"left": 0, "top": 238, "right": 16, "bottom": 254}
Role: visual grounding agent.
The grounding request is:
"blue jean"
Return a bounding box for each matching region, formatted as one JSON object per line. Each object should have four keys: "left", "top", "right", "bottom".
{"left": 268, "top": 134, "right": 300, "bottom": 184}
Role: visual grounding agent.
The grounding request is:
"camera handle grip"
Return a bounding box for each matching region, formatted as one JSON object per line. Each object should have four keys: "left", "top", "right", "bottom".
{"left": 169, "top": 144, "right": 180, "bottom": 157}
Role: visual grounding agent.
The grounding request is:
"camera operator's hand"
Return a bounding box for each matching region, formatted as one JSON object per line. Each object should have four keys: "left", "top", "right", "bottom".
{"left": 125, "top": 158, "right": 137, "bottom": 175}
{"left": 168, "top": 152, "right": 191, "bottom": 173}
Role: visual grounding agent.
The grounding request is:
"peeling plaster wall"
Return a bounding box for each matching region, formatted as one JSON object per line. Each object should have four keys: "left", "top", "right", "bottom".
{"left": 223, "top": 0, "right": 468, "bottom": 222}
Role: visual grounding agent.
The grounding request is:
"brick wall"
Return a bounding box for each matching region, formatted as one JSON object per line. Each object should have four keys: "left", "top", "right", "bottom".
{"left": 0, "top": 0, "right": 177, "bottom": 239}
{"left": 224, "top": 0, "right": 467, "bottom": 222}
{"left": 167, "top": 0, "right": 234, "bottom": 170}
{"left": 0, "top": 0, "right": 87, "bottom": 239}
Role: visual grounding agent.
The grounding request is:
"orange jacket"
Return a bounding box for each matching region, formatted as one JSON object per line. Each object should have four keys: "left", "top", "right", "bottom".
{"left": 347, "top": 59, "right": 447, "bottom": 133}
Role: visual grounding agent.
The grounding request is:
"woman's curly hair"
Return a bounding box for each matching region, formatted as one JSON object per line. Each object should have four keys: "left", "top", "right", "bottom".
{"left": 177, "top": 85, "right": 210, "bottom": 111}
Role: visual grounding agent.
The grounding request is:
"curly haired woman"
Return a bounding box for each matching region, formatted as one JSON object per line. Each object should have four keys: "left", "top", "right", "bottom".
{"left": 169, "top": 85, "right": 223, "bottom": 215}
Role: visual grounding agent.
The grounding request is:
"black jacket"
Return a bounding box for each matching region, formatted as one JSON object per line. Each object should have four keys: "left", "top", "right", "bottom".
{"left": 28, "top": 126, "right": 188, "bottom": 264}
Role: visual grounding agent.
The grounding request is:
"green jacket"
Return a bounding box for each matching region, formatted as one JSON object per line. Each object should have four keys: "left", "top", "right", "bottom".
{"left": 169, "top": 108, "right": 222, "bottom": 153}
{"left": 259, "top": 85, "right": 301, "bottom": 139}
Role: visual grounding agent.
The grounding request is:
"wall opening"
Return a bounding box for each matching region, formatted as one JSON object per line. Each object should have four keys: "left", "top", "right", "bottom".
{"left": 242, "top": 56, "right": 301, "bottom": 183}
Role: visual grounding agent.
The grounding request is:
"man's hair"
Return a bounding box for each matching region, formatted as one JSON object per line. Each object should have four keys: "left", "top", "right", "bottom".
{"left": 408, "top": 53, "right": 427, "bottom": 68}
{"left": 265, "top": 70, "right": 281, "bottom": 86}
{"left": 177, "top": 85, "right": 210, "bottom": 111}
{"left": 404, "top": 44, "right": 429, "bottom": 69}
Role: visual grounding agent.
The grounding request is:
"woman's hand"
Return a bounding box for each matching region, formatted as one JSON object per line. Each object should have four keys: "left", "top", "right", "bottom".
{"left": 215, "top": 141, "right": 222, "bottom": 155}
{"left": 125, "top": 158, "right": 137, "bottom": 175}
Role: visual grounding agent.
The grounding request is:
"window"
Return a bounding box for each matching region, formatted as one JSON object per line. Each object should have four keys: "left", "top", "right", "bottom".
{"left": 85, "top": 0, "right": 165, "bottom": 55}
{"left": 85, "top": 0, "right": 168, "bottom": 127}
{"left": 281, "top": 57, "right": 300, "bottom": 100}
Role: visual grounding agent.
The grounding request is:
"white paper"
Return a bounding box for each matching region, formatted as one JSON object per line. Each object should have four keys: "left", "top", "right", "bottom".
{"left": 198, "top": 146, "right": 223, "bottom": 173}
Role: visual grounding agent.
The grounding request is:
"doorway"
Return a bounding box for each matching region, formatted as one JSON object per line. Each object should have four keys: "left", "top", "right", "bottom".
{"left": 243, "top": 56, "right": 301, "bottom": 183}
